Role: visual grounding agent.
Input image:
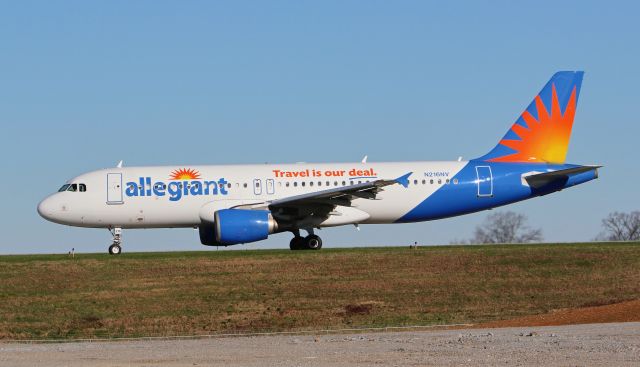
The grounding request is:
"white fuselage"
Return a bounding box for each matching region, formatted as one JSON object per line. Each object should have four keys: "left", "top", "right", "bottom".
{"left": 37, "top": 161, "right": 467, "bottom": 229}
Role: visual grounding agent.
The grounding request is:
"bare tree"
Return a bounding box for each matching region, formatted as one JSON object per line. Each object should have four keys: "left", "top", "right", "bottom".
{"left": 471, "top": 211, "right": 543, "bottom": 244}
{"left": 597, "top": 211, "right": 640, "bottom": 241}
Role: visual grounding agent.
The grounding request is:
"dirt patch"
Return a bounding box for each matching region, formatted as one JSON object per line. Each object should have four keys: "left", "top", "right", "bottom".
{"left": 478, "top": 299, "right": 640, "bottom": 328}
{"left": 344, "top": 303, "right": 374, "bottom": 316}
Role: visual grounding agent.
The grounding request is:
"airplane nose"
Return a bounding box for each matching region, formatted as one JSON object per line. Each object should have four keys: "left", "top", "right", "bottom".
{"left": 37, "top": 196, "right": 58, "bottom": 222}
{"left": 38, "top": 198, "right": 53, "bottom": 220}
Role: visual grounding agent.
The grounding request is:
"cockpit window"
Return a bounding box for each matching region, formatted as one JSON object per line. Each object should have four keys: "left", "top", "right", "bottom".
{"left": 58, "top": 183, "right": 86, "bottom": 192}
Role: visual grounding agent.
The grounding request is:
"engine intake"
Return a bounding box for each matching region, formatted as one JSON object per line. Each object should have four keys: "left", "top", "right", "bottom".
{"left": 199, "top": 209, "right": 278, "bottom": 246}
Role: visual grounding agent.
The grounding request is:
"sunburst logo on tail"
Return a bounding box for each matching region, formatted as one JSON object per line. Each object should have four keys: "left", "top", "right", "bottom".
{"left": 489, "top": 84, "right": 577, "bottom": 164}
{"left": 169, "top": 168, "right": 201, "bottom": 180}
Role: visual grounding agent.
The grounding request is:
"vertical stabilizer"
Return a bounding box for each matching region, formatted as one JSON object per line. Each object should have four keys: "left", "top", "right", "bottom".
{"left": 478, "top": 71, "right": 584, "bottom": 164}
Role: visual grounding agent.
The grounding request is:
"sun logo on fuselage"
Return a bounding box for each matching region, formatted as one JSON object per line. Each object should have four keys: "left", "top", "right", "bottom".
{"left": 169, "top": 168, "right": 201, "bottom": 180}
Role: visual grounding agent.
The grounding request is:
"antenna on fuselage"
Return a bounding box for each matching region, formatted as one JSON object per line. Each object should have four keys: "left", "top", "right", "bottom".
{"left": 116, "top": 160, "right": 123, "bottom": 168}
{"left": 361, "top": 155, "right": 368, "bottom": 164}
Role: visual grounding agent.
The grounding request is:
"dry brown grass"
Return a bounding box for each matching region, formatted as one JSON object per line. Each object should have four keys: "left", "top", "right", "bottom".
{"left": 0, "top": 243, "right": 639, "bottom": 339}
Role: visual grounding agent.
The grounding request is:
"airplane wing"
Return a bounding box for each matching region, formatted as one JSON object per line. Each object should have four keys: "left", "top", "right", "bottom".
{"left": 232, "top": 172, "right": 412, "bottom": 225}
{"left": 268, "top": 172, "right": 412, "bottom": 208}
{"left": 525, "top": 165, "right": 601, "bottom": 189}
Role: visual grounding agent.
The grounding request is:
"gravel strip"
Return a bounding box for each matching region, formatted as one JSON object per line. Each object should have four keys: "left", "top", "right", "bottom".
{"left": 2, "top": 322, "right": 639, "bottom": 366}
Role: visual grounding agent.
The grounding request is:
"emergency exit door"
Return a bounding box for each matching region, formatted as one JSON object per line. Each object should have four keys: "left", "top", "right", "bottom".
{"left": 253, "top": 179, "right": 262, "bottom": 195}
{"left": 266, "top": 179, "right": 275, "bottom": 195}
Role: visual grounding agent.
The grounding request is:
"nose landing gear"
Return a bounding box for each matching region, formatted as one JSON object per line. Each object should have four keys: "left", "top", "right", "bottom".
{"left": 108, "top": 227, "right": 122, "bottom": 255}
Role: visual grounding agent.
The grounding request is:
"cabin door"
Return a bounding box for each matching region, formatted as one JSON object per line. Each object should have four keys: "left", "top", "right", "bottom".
{"left": 107, "top": 173, "right": 124, "bottom": 204}
{"left": 475, "top": 166, "right": 493, "bottom": 197}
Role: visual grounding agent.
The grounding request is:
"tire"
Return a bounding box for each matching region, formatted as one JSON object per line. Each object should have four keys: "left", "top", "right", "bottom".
{"left": 289, "top": 237, "right": 304, "bottom": 250}
{"left": 305, "top": 235, "right": 322, "bottom": 250}
{"left": 108, "top": 244, "right": 122, "bottom": 255}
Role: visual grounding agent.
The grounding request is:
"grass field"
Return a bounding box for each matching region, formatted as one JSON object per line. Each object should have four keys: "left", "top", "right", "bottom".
{"left": 1, "top": 242, "right": 639, "bottom": 340}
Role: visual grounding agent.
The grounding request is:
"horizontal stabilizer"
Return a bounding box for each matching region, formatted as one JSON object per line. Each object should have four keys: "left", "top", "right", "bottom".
{"left": 525, "top": 165, "right": 601, "bottom": 189}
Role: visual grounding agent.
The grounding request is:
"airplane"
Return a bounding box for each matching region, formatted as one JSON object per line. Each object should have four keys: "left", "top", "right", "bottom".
{"left": 37, "top": 71, "right": 600, "bottom": 254}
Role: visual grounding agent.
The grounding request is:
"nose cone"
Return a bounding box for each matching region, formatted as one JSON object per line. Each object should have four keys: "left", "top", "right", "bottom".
{"left": 37, "top": 196, "right": 57, "bottom": 222}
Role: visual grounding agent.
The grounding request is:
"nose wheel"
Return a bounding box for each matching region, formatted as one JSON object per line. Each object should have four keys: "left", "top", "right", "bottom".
{"left": 109, "top": 243, "right": 122, "bottom": 255}
{"left": 108, "top": 227, "right": 123, "bottom": 255}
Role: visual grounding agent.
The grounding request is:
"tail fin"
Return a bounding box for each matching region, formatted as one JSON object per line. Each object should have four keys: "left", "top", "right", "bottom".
{"left": 478, "top": 71, "right": 584, "bottom": 164}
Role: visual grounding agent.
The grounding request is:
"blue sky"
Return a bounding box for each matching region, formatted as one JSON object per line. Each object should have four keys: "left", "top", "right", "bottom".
{"left": 1, "top": 1, "right": 638, "bottom": 254}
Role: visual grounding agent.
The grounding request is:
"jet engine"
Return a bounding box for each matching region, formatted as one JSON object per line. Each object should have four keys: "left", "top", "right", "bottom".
{"left": 199, "top": 209, "right": 278, "bottom": 246}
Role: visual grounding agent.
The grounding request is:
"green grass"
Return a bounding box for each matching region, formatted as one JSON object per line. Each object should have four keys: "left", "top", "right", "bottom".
{"left": 1, "top": 242, "right": 639, "bottom": 340}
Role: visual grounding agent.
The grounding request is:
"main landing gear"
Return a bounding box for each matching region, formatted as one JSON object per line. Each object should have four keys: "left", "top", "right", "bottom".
{"left": 108, "top": 227, "right": 122, "bottom": 255}
{"left": 289, "top": 229, "right": 323, "bottom": 250}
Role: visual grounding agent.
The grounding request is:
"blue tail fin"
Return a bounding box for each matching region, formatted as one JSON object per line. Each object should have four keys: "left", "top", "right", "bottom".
{"left": 478, "top": 71, "right": 584, "bottom": 164}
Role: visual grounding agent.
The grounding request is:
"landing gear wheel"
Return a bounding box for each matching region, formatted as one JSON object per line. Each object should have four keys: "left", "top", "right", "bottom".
{"left": 289, "top": 237, "right": 305, "bottom": 250}
{"left": 305, "top": 235, "right": 322, "bottom": 250}
{"left": 108, "top": 244, "right": 121, "bottom": 255}
{"left": 108, "top": 227, "right": 123, "bottom": 255}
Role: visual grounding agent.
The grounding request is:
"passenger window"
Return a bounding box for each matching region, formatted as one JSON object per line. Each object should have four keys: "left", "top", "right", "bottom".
{"left": 79, "top": 184, "right": 87, "bottom": 192}
{"left": 430, "top": 179, "right": 434, "bottom": 184}
{"left": 243, "top": 183, "right": 247, "bottom": 188}
{"left": 294, "top": 182, "right": 298, "bottom": 187}
{"left": 453, "top": 178, "right": 459, "bottom": 184}
{"left": 286, "top": 182, "right": 290, "bottom": 187}
{"left": 413, "top": 179, "right": 418, "bottom": 185}
{"left": 309, "top": 182, "right": 314, "bottom": 187}
{"left": 302, "top": 182, "right": 306, "bottom": 187}
{"left": 422, "top": 179, "right": 426, "bottom": 185}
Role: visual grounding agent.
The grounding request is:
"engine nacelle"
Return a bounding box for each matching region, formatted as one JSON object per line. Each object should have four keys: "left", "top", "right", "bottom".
{"left": 199, "top": 209, "right": 278, "bottom": 246}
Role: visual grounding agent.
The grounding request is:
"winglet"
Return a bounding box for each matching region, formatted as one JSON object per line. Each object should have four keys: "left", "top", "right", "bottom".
{"left": 395, "top": 172, "right": 413, "bottom": 188}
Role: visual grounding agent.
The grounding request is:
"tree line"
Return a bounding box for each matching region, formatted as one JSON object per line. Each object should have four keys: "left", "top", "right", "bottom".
{"left": 453, "top": 210, "right": 640, "bottom": 244}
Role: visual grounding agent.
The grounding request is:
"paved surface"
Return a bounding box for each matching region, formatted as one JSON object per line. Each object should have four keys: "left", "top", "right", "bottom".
{"left": 2, "top": 322, "right": 640, "bottom": 366}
